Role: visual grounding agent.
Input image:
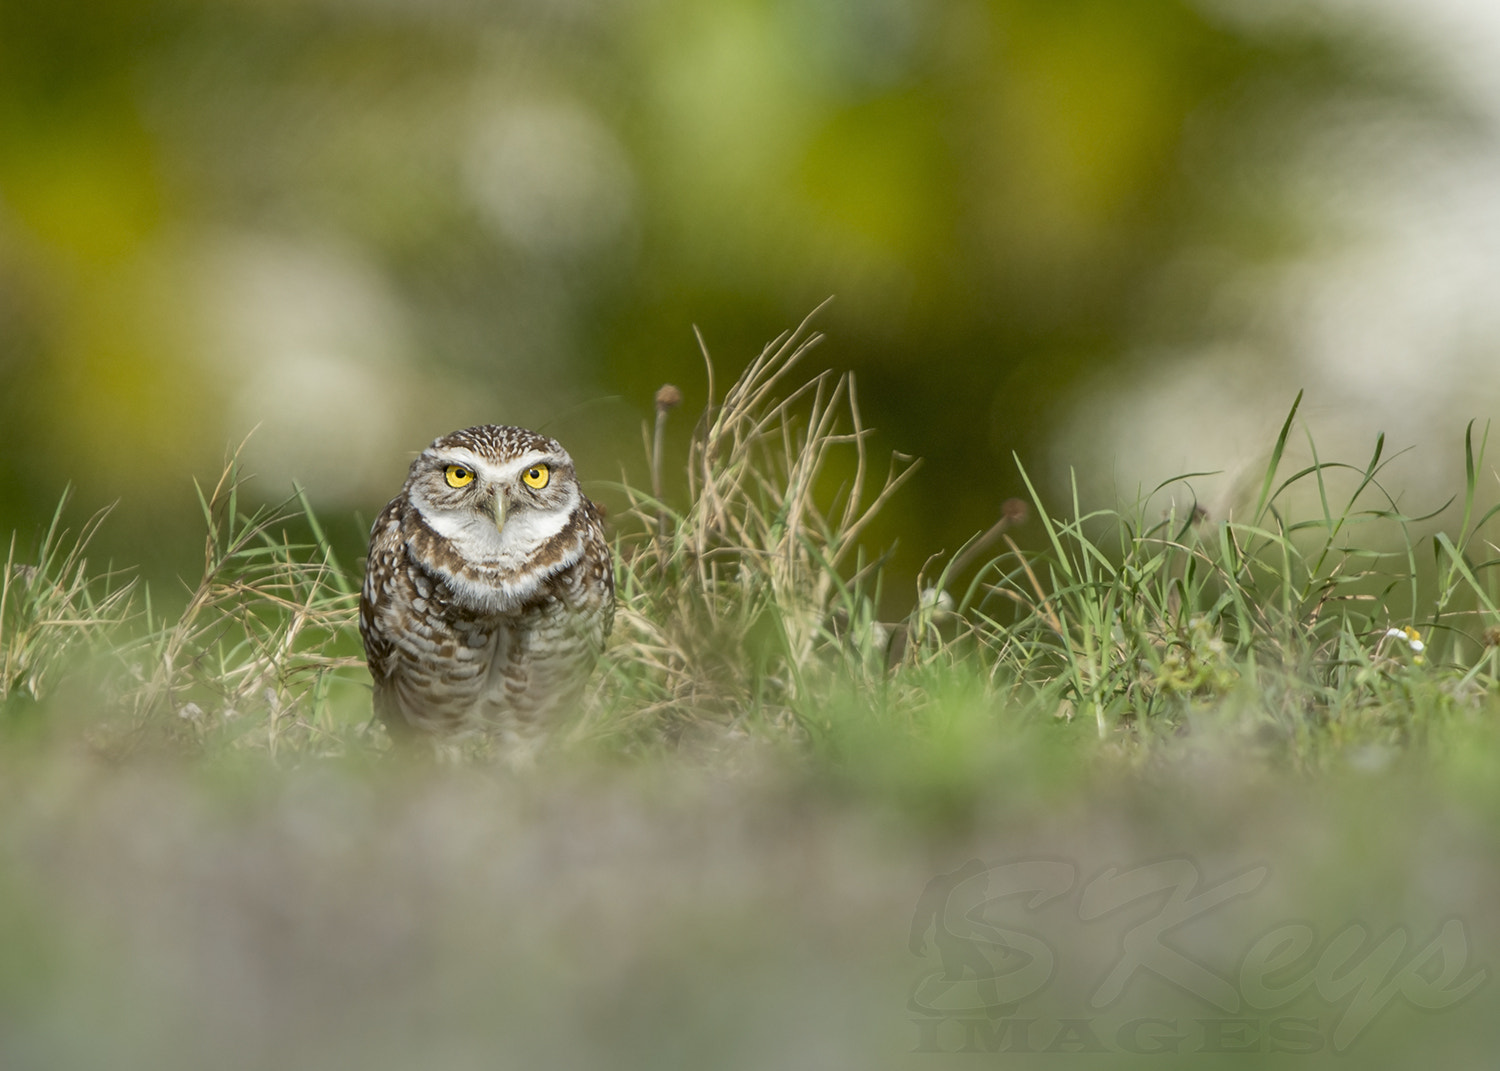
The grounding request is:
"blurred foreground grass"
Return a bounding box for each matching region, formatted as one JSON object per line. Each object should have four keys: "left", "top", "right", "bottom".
{"left": 2, "top": 316, "right": 1500, "bottom": 1068}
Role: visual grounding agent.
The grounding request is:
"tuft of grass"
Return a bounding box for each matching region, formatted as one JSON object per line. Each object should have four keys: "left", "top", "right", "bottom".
{"left": 0, "top": 493, "right": 134, "bottom": 714}
{"left": 0, "top": 446, "right": 367, "bottom": 755}
{"left": 120, "top": 448, "right": 367, "bottom": 756}
{"left": 582, "top": 305, "right": 920, "bottom": 751}
{"left": 955, "top": 407, "right": 1500, "bottom": 768}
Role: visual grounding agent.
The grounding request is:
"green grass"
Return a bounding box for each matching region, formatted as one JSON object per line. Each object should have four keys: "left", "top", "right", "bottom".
{"left": 3, "top": 315, "right": 1500, "bottom": 1069}
{"left": 6, "top": 314, "right": 1499, "bottom": 772}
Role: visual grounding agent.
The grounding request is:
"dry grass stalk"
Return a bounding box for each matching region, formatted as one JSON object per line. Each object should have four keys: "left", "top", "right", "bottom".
{"left": 596, "top": 305, "right": 920, "bottom": 740}
{"left": 0, "top": 495, "right": 135, "bottom": 704}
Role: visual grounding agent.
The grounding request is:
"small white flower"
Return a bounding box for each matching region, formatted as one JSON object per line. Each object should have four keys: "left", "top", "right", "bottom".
{"left": 1383, "top": 626, "right": 1425, "bottom": 659}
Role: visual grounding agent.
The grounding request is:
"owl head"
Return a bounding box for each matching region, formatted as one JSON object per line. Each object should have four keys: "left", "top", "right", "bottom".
{"left": 404, "top": 425, "right": 586, "bottom": 577}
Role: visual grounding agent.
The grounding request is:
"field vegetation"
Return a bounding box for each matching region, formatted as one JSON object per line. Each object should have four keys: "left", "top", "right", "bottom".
{"left": 2, "top": 315, "right": 1498, "bottom": 1069}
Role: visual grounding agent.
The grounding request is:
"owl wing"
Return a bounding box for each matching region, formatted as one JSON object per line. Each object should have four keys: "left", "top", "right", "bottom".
{"left": 581, "top": 495, "right": 616, "bottom": 643}
{"left": 359, "top": 497, "right": 413, "bottom": 737}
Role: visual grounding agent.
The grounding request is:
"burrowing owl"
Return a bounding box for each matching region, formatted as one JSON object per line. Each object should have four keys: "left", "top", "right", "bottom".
{"left": 359, "top": 425, "right": 614, "bottom": 745}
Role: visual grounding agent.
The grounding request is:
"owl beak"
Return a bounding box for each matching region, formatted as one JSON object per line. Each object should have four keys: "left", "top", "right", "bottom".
{"left": 491, "top": 492, "right": 507, "bottom": 532}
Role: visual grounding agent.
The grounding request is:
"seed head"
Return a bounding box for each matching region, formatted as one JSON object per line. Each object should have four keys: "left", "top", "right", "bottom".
{"left": 655, "top": 384, "right": 683, "bottom": 412}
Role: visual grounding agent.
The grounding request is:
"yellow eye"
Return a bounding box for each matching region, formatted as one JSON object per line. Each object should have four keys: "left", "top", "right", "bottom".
{"left": 522, "top": 463, "right": 550, "bottom": 489}
{"left": 444, "top": 465, "right": 474, "bottom": 488}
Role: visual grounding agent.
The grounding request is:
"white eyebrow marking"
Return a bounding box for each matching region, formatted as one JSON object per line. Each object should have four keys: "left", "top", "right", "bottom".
{"left": 432, "top": 447, "right": 488, "bottom": 473}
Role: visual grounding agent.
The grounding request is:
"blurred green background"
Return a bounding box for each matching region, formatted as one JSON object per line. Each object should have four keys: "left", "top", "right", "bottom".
{"left": 0, "top": 0, "right": 1478, "bottom": 587}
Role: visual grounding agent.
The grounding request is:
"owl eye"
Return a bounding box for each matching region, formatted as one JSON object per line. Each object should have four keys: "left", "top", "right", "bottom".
{"left": 522, "top": 463, "right": 550, "bottom": 489}
{"left": 444, "top": 465, "right": 475, "bottom": 488}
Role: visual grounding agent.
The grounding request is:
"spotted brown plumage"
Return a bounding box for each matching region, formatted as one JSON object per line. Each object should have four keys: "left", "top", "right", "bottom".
{"left": 359, "top": 425, "right": 614, "bottom": 746}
